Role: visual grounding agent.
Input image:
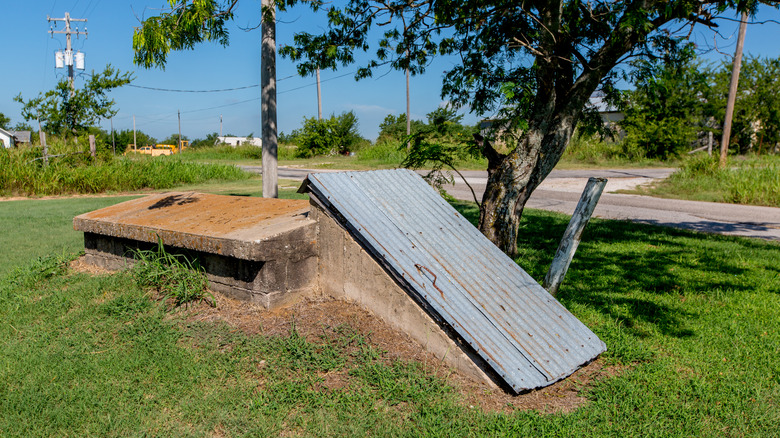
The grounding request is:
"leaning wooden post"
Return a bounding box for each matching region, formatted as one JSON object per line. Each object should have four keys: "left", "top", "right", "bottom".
{"left": 543, "top": 177, "right": 607, "bottom": 296}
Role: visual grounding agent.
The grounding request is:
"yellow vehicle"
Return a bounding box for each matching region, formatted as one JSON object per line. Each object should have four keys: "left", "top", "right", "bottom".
{"left": 155, "top": 141, "right": 189, "bottom": 154}
{"left": 125, "top": 141, "right": 188, "bottom": 156}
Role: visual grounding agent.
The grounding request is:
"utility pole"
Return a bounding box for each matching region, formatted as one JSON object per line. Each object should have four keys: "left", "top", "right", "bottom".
{"left": 316, "top": 68, "right": 323, "bottom": 120}
{"left": 220, "top": 114, "right": 223, "bottom": 137}
{"left": 406, "top": 65, "right": 411, "bottom": 150}
{"left": 261, "top": 0, "right": 278, "bottom": 198}
{"left": 133, "top": 115, "right": 137, "bottom": 152}
{"left": 720, "top": 11, "right": 748, "bottom": 168}
{"left": 48, "top": 12, "right": 87, "bottom": 96}
{"left": 178, "top": 109, "right": 182, "bottom": 153}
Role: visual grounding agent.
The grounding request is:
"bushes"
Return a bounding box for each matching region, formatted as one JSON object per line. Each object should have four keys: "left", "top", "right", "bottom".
{"left": 292, "top": 111, "right": 366, "bottom": 158}
{"left": 0, "top": 145, "right": 249, "bottom": 197}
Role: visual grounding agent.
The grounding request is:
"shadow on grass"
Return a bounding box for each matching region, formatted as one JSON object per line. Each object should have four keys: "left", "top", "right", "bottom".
{"left": 451, "top": 200, "right": 778, "bottom": 340}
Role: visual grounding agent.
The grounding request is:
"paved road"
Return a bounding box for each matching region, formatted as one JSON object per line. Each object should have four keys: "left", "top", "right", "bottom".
{"left": 240, "top": 165, "right": 780, "bottom": 241}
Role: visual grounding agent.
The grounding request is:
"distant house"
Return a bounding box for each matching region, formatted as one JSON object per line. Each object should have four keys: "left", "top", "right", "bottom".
{"left": 12, "top": 131, "right": 31, "bottom": 145}
{"left": 0, "top": 128, "right": 15, "bottom": 148}
{"left": 216, "top": 136, "right": 262, "bottom": 147}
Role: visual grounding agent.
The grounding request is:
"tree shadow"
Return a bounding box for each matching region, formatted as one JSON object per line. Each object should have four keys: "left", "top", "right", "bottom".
{"left": 451, "top": 201, "right": 779, "bottom": 340}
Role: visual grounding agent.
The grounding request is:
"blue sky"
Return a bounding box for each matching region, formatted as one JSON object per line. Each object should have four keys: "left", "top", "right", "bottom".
{"left": 2, "top": 1, "right": 780, "bottom": 142}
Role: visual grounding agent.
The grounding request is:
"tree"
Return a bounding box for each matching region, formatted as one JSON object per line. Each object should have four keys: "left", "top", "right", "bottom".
{"left": 132, "top": 0, "right": 768, "bottom": 256}
{"left": 161, "top": 133, "right": 190, "bottom": 146}
{"left": 377, "top": 113, "right": 425, "bottom": 142}
{"left": 617, "top": 42, "right": 710, "bottom": 159}
{"left": 0, "top": 112, "right": 10, "bottom": 130}
{"left": 14, "top": 65, "right": 132, "bottom": 136}
{"left": 293, "top": 111, "right": 364, "bottom": 157}
{"left": 709, "top": 55, "right": 780, "bottom": 154}
{"left": 190, "top": 132, "right": 221, "bottom": 148}
{"left": 114, "top": 129, "right": 157, "bottom": 151}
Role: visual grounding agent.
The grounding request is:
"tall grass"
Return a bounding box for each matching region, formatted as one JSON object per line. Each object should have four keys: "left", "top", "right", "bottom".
{"left": 0, "top": 145, "right": 249, "bottom": 197}
{"left": 131, "top": 239, "right": 214, "bottom": 308}
{"left": 645, "top": 154, "right": 780, "bottom": 207}
{"left": 180, "top": 143, "right": 297, "bottom": 161}
{"left": 561, "top": 132, "right": 680, "bottom": 168}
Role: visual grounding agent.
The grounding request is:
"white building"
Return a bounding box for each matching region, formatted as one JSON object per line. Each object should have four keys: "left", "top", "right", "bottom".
{"left": 0, "top": 128, "right": 15, "bottom": 148}
{"left": 216, "top": 136, "right": 262, "bottom": 147}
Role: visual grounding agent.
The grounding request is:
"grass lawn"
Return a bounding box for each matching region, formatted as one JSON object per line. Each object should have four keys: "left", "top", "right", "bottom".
{"left": 627, "top": 155, "right": 780, "bottom": 208}
{"left": 1, "top": 193, "right": 778, "bottom": 436}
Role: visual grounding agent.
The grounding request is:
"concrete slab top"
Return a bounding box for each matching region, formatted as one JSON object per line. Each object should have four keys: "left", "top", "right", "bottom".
{"left": 74, "top": 192, "right": 314, "bottom": 261}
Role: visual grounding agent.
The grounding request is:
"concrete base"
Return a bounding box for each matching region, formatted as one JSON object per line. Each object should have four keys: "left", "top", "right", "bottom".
{"left": 73, "top": 192, "right": 501, "bottom": 387}
{"left": 311, "top": 202, "right": 498, "bottom": 388}
{"left": 74, "top": 192, "right": 318, "bottom": 309}
{"left": 82, "top": 232, "right": 317, "bottom": 309}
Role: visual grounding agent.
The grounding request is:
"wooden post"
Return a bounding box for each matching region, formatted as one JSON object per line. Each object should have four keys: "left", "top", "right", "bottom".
{"left": 89, "top": 135, "right": 96, "bottom": 159}
{"left": 708, "top": 131, "right": 713, "bottom": 156}
{"left": 261, "top": 0, "right": 278, "bottom": 198}
{"left": 177, "top": 109, "right": 182, "bottom": 153}
{"left": 720, "top": 11, "right": 748, "bottom": 168}
{"left": 110, "top": 117, "right": 116, "bottom": 155}
{"left": 316, "top": 68, "right": 322, "bottom": 120}
{"left": 38, "top": 119, "right": 48, "bottom": 167}
{"left": 543, "top": 177, "right": 607, "bottom": 296}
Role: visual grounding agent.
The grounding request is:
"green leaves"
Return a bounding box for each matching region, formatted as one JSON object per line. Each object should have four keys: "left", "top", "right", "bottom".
{"left": 132, "top": 0, "right": 233, "bottom": 70}
{"left": 291, "top": 111, "right": 365, "bottom": 157}
{"left": 14, "top": 65, "right": 132, "bottom": 136}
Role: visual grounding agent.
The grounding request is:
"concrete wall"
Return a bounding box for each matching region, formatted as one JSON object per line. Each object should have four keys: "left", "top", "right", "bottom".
{"left": 82, "top": 231, "right": 318, "bottom": 309}
{"left": 311, "top": 203, "right": 497, "bottom": 388}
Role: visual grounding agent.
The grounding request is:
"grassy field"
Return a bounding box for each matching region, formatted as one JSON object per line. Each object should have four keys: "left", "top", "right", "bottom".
{"left": 0, "top": 146, "right": 249, "bottom": 197}
{"left": 629, "top": 155, "right": 780, "bottom": 208}
{"left": 1, "top": 191, "right": 778, "bottom": 436}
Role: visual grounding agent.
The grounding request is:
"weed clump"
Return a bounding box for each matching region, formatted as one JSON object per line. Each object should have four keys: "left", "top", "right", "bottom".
{"left": 131, "top": 240, "right": 214, "bottom": 308}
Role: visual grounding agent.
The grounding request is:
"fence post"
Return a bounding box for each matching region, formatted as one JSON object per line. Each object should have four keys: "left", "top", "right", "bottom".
{"left": 543, "top": 177, "right": 608, "bottom": 296}
{"left": 89, "top": 135, "right": 96, "bottom": 159}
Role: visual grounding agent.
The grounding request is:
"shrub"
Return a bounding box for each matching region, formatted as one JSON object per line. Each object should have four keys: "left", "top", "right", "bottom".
{"left": 294, "top": 111, "right": 365, "bottom": 157}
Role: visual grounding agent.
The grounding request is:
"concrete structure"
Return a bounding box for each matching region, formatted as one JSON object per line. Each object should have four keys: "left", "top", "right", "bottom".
{"left": 75, "top": 175, "right": 605, "bottom": 392}
{"left": 216, "top": 136, "right": 262, "bottom": 147}
{"left": 0, "top": 128, "right": 15, "bottom": 148}
{"left": 311, "top": 204, "right": 497, "bottom": 387}
{"left": 74, "top": 192, "right": 318, "bottom": 309}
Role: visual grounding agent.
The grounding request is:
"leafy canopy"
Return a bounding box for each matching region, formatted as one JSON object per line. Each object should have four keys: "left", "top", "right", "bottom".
{"left": 15, "top": 65, "right": 132, "bottom": 135}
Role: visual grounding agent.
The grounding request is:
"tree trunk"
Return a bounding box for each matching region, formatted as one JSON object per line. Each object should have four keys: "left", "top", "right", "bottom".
{"left": 478, "top": 114, "right": 577, "bottom": 256}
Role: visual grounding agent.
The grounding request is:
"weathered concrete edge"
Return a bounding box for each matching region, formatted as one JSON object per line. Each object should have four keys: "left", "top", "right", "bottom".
{"left": 311, "top": 202, "right": 499, "bottom": 389}
{"left": 74, "top": 215, "right": 318, "bottom": 262}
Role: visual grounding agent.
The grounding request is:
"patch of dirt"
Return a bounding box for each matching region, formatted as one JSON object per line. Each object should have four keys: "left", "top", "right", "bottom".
{"left": 70, "top": 256, "right": 620, "bottom": 413}
{"left": 70, "top": 257, "right": 114, "bottom": 276}
{"left": 179, "top": 292, "right": 620, "bottom": 414}
{"left": 0, "top": 189, "right": 155, "bottom": 203}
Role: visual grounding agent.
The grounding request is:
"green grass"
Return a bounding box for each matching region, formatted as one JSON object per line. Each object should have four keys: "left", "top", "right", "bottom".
{"left": 181, "top": 141, "right": 491, "bottom": 170}
{"left": 1, "top": 195, "right": 778, "bottom": 436}
{"left": 131, "top": 239, "right": 214, "bottom": 307}
{"left": 628, "top": 154, "right": 780, "bottom": 207}
{"left": 559, "top": 133, "right": 682, "bottom": 169}
{"left": 0, "top": 196, "right": 140, "bottom": 277}
{"left": 0, "top": 147, "right": 250, "bottom": 197}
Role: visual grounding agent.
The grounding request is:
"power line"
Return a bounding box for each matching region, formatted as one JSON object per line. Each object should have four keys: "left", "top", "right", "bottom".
{"left": 126, "top": 74, "right": 296, "bottom": 93}
{"left": 128, "top": 83, "right": 259, "bottom": 93}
